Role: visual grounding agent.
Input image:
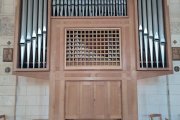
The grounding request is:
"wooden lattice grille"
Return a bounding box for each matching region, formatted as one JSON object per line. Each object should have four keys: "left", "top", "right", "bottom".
{"left": 65, "top": 28, "right": 121, "bottom": 69}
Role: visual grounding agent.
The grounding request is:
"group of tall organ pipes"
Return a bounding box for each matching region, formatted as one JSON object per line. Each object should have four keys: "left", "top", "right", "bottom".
{"left": 138, "top": 0, "right": 167, "bottom": 68}
{"left": 52, "top": 0, "right": 127, "bottom": 16}
{"left": 18, "top": 0, "right": 167, "bottom": 69}
{"left": 19, "top": 0, "right": 47, "bottom": 68}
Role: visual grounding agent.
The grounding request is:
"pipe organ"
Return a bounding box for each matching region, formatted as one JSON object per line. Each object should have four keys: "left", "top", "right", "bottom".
{"left": 138, "top": 0, "right": 167, "bottom": 69}
{"left": 52, "top": 0, "right": 127, "bottom": 16}
{"left": 13, "top": 0, "right": 172, "bottom": 120}
{"left": 19, "top": 0, "right": 48, "bottom": 69}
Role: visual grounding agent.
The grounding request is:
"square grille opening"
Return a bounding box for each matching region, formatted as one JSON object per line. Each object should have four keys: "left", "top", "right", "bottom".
{"left": 65, "top": 28, "right": 121, "bottom": 69}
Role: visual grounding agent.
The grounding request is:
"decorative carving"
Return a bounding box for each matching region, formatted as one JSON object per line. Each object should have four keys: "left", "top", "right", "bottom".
{"left": 173, "top": 40, "right": 177, "bottom": 44}
{"left": 172, "top": 47, "right": 180, "bottom": 60}
{"left": 7, "top": 41, "right": 11, "bottom": 45}
{"left": 3, "top": 48, "right": 13, "bottom": 62}
{"left": 174, "top": 66, "right": 180, "bottom": 72}
{"left": 5, "top": 67, "right": 11, "bottom": 73}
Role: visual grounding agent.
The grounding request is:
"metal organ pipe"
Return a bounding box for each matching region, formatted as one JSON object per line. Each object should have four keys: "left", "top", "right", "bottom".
{"left": 152, "top": 0, "right": 160, "bottom": 68}
{"left": 52, "top": 0, "right": 56, "bottom": 16}
{"left": 20, "top": 0, "right": 27, "bottom": 68}
{"left": 56, "top": 0, "right": 60, "bottom": 16}
{"left": 91, "top": 0, "right": 94, "bottom": 16}
{"left": 60, "top": 0, "right": 63, "bottom": 16}
{"left": 52, "top": 0, "right": 128, "bottom": 16}
{"left": 147, "top": 0, "right": 154, "bottom": 68}
{"left": 26, "top": 0, "right": 33, "bottom": 68}
{"left": 75, "top": 0, "right": 78, "bottom": 16}
{"left": 138, "top": 0, "right": 144, "bottom": 68}
{"left": 142, "top": 0, "right": 148, "bottom": 67}
{"left": 32, "top": 0, "right": 38, "bottom": 68}
{"left": 19, "top": 0, "right": 48, "bottom": 69}
{"left": 37, "top": 0, "right": 43, "bottom": 68}
{"left": 138, "top": 0, "right": 167, "bottom": 68}
{"left": 158, "top": 0, "right": 166, "bottom": 68}
{"left": 43, "top": 0, "right": 48, "bottom": 68}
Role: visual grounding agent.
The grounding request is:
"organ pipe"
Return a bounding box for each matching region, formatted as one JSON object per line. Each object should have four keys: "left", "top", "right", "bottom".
{"left": 20, "top": 0, "right": 27, "bottom": 68}
{"left": 51, "top": 0, "right": 128, "bottom": 16}
{"left": 19, "top": 0, "right": 48, "bottom": 69}
{"left": 138, "top": 0, "right": 167, "bottom": 68}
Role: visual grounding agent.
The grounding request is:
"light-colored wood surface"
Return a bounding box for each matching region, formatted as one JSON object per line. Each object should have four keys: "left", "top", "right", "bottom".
{"left": 108, "top": 81, "right": 122, "bottom": 119}
{"left": 13, "top": 0, "right": 21, "bottom": 71}
{"left": 13, "top": 0, "right": 173, "bottom": 120}
{"left": 94, "top": 82, "right": 108, "bottom": 119}
{"left": 65, "top": 82, "right": 80, "bottom": 119}
{"left": 127, "top": 80, "right": 138, "bottom": 120}
{"left": 80, "top": 82, "right": 94, "bottom": 119}
{"left": 64, "top": 81, "right": 122, "bottom": 119}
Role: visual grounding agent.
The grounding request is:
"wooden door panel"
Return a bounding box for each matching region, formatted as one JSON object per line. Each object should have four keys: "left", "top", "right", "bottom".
{"left": 65, "top": 82, "right": 80, "bottom": 119}
{"left": 80, "top": 82, "right": 94, "bottom": 119}
{"left": 94, "top": 82, "right": 108, "bottom": 119}
{"left": 108, "top": 81, "right": 122, "bottom": 119}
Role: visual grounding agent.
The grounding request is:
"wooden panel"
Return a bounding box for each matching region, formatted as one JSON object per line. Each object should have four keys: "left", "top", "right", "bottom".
{"left": 65, "top": 82, "right": 80, "bottom": 119}
{"left": 80, "top": 82, "right": 94, "bottom": 119}
{"left": 108, "top": 81, "right": 122, "bottom": 119}
{"left": 94, "top": 82, "right": 108, "bottom": 119}
{"left": 54, "top": 80, "right": 60, "bottom": 120}
{"left": 127, "top": 80, "right": 138, "bottom": 120}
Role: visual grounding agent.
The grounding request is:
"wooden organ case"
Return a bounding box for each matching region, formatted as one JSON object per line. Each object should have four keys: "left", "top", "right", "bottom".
{"left": 13, "top": 0, "right": 172, "bottom": 120}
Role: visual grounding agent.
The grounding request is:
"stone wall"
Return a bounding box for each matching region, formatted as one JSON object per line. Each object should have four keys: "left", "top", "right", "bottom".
{"left": 0, "top": 0, "right": 16, "bottom": 120}
{"left": 16, "top": 77, "right": 49, "bottom": 120}
{"left": 0, "top": 75, "right": 16, "bottom": 120}
{"left": 0, "top": 0, "right": 49, "bottom": 120}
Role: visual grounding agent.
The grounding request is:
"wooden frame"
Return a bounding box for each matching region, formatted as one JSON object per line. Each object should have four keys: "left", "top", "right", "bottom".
{"left": 172, "top": 47, "right": 180, "bottom": 60}
{"left": 49, "top": 75, "right": 134, "bottom": 120}
{"left": 3, "top": 48, "right": 13, "bottom": 62}
{"left": 13, "top": 0, "right": 173, "bottom": 120}
{"left": 64, "top": 28, "right": 122, "bottom": 70}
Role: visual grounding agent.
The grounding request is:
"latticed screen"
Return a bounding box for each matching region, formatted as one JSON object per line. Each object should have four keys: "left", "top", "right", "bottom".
{"left": 65, "top": 28, "right": 121, "bottom": 69}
